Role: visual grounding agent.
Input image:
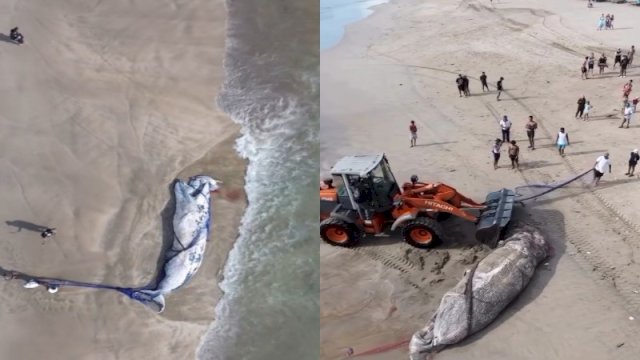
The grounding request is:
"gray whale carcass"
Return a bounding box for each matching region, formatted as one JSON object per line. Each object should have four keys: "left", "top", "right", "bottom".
{"left": 409, "top": 225, "right": 550, "bottom": 359}
{"left": 131, "top": 175, "right": 220, "bottom": 312}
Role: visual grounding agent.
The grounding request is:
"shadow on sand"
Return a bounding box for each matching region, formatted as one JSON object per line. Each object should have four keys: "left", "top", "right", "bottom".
{"left": 5, "top": 220, "right": 50, "bottom": 233}
{"left": 1, "top": 182, "right": 180, "bottom": 291}
{"left": 0, "top": 33, "right": 19, "bottom": 45}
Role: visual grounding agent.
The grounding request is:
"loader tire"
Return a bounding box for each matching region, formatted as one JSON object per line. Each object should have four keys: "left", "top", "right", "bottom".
{"left": 320, "top": 218, "right": 360, "bottom": 247}
{"left": 402, "top": 217, "right": 443, "bottom": 249}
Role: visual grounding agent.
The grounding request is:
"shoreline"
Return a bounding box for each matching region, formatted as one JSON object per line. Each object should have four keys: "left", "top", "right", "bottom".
{"left": 321, "top": 0, "right": 389, "bottom": 51}
{"left": 321, "top": 0, "right": 640, "bottom": 358}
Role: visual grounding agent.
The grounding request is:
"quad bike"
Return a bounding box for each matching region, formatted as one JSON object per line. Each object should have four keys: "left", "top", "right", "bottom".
{"left": 320, "top": 154, "right": 514, "bottom": 249}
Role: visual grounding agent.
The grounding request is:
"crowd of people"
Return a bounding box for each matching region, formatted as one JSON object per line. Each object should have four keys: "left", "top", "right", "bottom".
{"left": 408, "top": 42, "right": 640, "bottom": 187}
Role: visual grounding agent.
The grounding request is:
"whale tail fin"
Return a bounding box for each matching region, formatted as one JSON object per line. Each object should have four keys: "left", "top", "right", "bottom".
{"left": 125, "top": 289, "right": 166, "bottom": 313}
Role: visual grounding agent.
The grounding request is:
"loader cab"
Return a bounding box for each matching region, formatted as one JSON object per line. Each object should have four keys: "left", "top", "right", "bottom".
{"left": 330, "top": 154, "right": 401, "bottom": 215}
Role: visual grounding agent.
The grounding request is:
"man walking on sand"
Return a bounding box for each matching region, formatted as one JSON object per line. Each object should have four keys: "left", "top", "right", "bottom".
{"left": 626, "top": 149, "right": 640, "bottom": 177}
{"left": 499, "top": 115, "right": 512, "bottom": 142}
{"left": 614, "top": 48, "right": 622, "bottom": 69}
{"left": 456, "top": 74, "right": 466, "bottom": 97}
{"left": 588, "top": 53, "right": 595, "bottom": 76}
{"left": 525, "top": 115, "right": 538, "bottom": 149}
{"left": 480, "top": 72, "right": 489, "bottom": 92}
{"left": 496, "top": 77, "right": 504, "bottom": 101}
{"left": 556, "top": 127, "right": 570, "bottom": 156}
{"left": 593, "top": 152, "right": 611, "bottom": 186}
{"left": 581, "top": 57, "right": 589, "bottom": 79}
{"left": 508, "top": 140, "right": 520, "bottom": 170}
{"left": 620, "top": 54, "right": 629, "bottom": 78}
{"left": 621, "top": 101, "right": 634, "bottom": 128}
{"left": 576, "top": 96, "right": 586, "bottom": 118}
{"left": 462, "top": 75, "right": 470, "bottom": 96}
{"left": 409, "top": 120, "right": 418, "bottom": 147}
{"left": 630, "top": 45, "right": 636, "bottom": 66}
{"left": 623, "top": 79, "right": 633, "bottom": 101}
{"left": 492, "top": 139, "right": 502, "bottom": 170}
{"left": 598, "top": 53, "right": 608, "bottom": 75}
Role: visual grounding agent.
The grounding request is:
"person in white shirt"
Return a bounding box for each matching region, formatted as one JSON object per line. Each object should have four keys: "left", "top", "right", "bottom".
{"left": 499, "top": 115, "right": 512, "bottom": 142}
{"left": 593, "top": 152, "right": 612, "bottom": 186}
{"left": 491, "top": 138, "right": 502, "bottom": 170}
{"left": 555, "top": 127, "right": 570, "bottom": 156}
{"left": 620, "top": 101, "right": 634, "bottom": 128}
{"left": 583, "top": 101, "right": 593, "bottom": 121}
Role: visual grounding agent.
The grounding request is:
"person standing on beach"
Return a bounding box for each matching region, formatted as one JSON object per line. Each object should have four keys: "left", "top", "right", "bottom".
{"left": 508, "top": 140, "right": 520, "bottom": 170}
{"left": 614, "top": 48, "right": 622, "bottom": 69}
{"left": 598, "top": 53, "right": 608, "bottom": 75}
{"left": 620, "top": 54, "right": 629, "bottom": 77}
{"left": 556, "top": 128, "right": 570, "bottom": 156}
{"left": 499, "top": 115, "right": 512, "bottom": 142}
{"left": 456, "top": 74, "right": 466, "bottom": 97}
{"left": 492, "top": 139, "right": 502, "bottom": 170}
{"left": 626, "top": 149, "right": 640, "bottom": 176}
{"left": 630, "top": 46, "right": 636, "bottom": 66}
{"left": 581, "top": 57, "right": 589, "bottom": 79}
{"left": 598, "top": 14, "right": 605, "bottom": 30}
{"left": 588, "top": 53, "right": 595, "bottom": 76}
{"left": 610, "top": 14, "right": 615, "bottom": 29}
{"left": 525, "top": 115, "right": 538, "bottom": 149}
{"left": 462, "top": 75, "right": 470, "bottom": 96}
{"left": 480, "top": 72, "right": 489, "bottom": 92}
{"left": 623, "top": 80, "right": 633, "bottom": 101}
{"left": 409, "top": 120, "right": 418, "bottom": 147}
{"left": 593, "top": 152, "right": 611, "bottom": 186}
{"left": 621, "top": 101, "right": 634, "bottom": 128}
{"left": 496, "top": 77, "right": 504, "bottom": 101}
{"left": 583, "top": 101, "right": 593, "bottom": 121}
{"left": 576, "top": 96, "right": 586, "bottom": 118}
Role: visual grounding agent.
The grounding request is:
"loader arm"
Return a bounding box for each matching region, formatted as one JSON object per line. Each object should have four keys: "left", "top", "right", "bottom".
{"left": 400, "top": 196, "right": 480, "bottom": 223}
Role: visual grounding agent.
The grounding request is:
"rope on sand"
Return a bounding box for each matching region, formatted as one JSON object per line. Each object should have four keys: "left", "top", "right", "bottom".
{"left": 514, "top": 168, "right": 593, "bottom": 202}
{"left": 350, "top": 338, "right": 411, "bottom": 357}
{"left": 1, "top": 267, "right": 142, "bottom": 297}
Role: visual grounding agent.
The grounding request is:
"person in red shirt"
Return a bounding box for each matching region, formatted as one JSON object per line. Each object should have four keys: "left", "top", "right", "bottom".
{"left": 409, "top": 120, "right": 418, "bottom": 147}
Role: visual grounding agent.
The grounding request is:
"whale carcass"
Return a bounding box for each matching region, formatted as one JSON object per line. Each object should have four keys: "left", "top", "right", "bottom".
{"left": 409, "top": 225, "right": 550, "bottom": 359}
{"left": 130, "top": 175, "right": 220, "bottom": 312}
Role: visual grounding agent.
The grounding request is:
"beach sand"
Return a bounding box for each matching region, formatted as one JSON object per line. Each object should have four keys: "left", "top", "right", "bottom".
{"left": 0, "top": 1, "right": 245, "bottom": 359}
{"left": 321, "top": 0, "right": 640, "bottom": 359}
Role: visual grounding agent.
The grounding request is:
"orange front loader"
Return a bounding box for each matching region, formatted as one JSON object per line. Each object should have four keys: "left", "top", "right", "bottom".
{"left": 320, "top": 154, "right": 514, "bottom": 249}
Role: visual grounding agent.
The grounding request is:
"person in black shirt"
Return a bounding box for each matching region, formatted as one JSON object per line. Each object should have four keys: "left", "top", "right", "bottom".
{"left": 614, "top": 48, "right": 622, "bottom": 69}
{"left": 462, "top": 75, "right": 470, "bottom": 96}
{"left": 620, "top": 54, "right": 629, "bottom": 78}
{"left": 626, "top": 149, "right": 640, "bottom": 176}
{"left": 598, "top": 53, "right": 608, "bottom": 75}
{"left": 480, "top": 72, "right": 489, "bottom": 92}
{"left": 575, "top": 96, "right": 586, "bottom": 118}
{"left": 496, "top": 77, "right": 504, "bottom": 101}
{"left": 456, "top": 74, "right": 465, "bottom": 97}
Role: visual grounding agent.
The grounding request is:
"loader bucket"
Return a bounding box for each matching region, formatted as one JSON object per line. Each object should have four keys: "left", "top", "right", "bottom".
{"left": 475, "top": 188, "right": 516, "bottom": 248}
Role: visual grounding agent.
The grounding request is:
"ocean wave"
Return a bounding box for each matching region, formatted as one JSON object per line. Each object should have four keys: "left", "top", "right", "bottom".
{"left": 197, "top": 0, "right": 318, "bottom": 359}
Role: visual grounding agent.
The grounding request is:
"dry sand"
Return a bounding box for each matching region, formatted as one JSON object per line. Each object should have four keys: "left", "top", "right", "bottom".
{"left": 0, "top": 1, "right": 245, "bottom": 359}
{"left": 321, "top": 0, "right": 640, "bottom": 359}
